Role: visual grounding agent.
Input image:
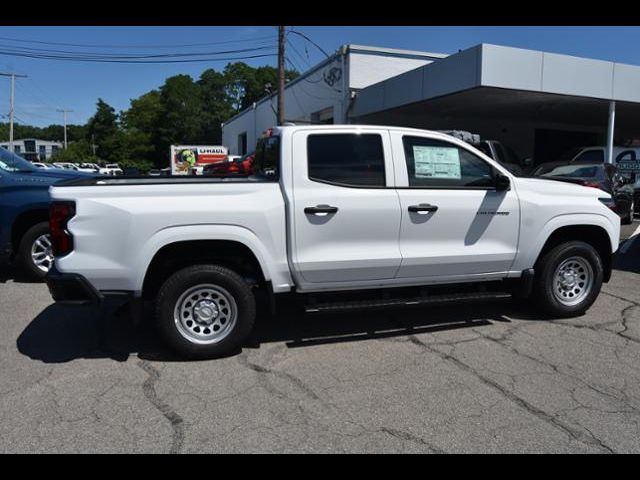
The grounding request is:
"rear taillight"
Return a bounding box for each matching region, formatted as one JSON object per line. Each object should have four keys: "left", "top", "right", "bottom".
{"left": 49, "top": 201, "right": 76, "bottom": 256}
{"left": 580, "top": 180, "right": 602, "bottom": 189}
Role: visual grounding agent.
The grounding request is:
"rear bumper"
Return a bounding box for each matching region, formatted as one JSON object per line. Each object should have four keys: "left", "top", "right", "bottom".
{"left": 45, "top": 265, "right": 103, "bottom": 305}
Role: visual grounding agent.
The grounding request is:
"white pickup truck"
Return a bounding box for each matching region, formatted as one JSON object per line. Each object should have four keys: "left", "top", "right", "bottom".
{"left": 46, "top": 125, "right": 621, "bottom": 358}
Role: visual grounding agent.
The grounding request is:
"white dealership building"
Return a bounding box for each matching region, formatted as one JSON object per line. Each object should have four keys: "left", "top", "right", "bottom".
{"left": 222, "top": 43, "right": 640, "bottom": 165}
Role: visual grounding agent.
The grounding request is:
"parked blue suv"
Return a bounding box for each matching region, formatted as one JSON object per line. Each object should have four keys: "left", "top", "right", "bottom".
{"left": 0, "top": 146, "right": 92, "bottom": 279}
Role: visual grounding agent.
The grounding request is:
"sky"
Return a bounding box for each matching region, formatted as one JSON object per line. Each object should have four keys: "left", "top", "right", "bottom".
{"left": 1, "top": 26, "right": 640, "bottom": 127}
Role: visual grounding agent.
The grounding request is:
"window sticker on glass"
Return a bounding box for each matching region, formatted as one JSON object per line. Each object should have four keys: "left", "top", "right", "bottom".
{"left": 413, "top": 146, "right": 461, "bottom": 179}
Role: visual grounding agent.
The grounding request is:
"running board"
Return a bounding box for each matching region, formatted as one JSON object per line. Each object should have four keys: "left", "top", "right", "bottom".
{"left": 305, "top": 291, "right": 512, "bottom": 314}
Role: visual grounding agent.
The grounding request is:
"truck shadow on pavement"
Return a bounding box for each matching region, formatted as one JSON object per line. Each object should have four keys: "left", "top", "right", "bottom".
{"left": 0, "top": 265, "right": 42, "bottom": 284}
{"left": 16, "top": 299, "right": 544, "bottom": 364}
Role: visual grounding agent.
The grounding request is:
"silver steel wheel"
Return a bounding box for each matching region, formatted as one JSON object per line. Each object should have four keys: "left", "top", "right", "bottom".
{"left": 173, "top": 284, "right": 237, "bottom": 345}
{"left": 31, "top": 234, "right": 53, "bottom": 273}
{"left": 553, "top": 256, "right": 593, "bottom": 306}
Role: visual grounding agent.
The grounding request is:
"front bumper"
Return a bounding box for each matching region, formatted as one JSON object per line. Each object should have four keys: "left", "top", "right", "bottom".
{"left": 46, "top": 264, "right": 103, "bottom": 305}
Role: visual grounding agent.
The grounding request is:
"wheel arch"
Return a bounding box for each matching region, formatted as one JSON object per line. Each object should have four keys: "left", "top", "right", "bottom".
{"left": 11, "top": 208, "right": 49, "bottom": 256}
{"left": 534, "top": 224, "right": 614, "bottom": 282}
{"left": 141, "top": 237, "right": 271, "bottom": 300}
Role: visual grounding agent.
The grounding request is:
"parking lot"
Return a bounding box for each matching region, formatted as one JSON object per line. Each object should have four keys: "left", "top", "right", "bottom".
{"left": 0, "top": 220, "right": 637, "bottom": 453}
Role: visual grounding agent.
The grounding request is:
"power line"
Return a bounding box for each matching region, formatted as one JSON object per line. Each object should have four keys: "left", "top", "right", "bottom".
{"left": 0, "top": 34, "right": 277, "bottom": 49}
{"left": 0, "top": 51, "right": 278, "bottom": 64}
{"left": 0, "top": 42, "right": 275, "bottom": 58}
{"left": 286, "top": 38, "right": 312, "bottom": 70}
{"left": 0, "top": 44, "right": 277, "bottom": 61}
{"left": 288, "top": 29, "right": 330, "bottom": 58}
{"left": 14, "top": 110, "right": 60, "bottom": 121}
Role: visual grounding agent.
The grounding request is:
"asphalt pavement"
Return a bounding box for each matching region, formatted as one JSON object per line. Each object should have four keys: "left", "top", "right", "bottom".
{"left": 0, "top": 219, "right": 638, "bottom": 453}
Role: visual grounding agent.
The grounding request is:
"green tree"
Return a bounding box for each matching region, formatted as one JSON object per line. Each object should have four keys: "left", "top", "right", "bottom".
{"left": 86, "top": 99, "right": 120, "bottom": 162}
{"left": 121, "top": 90, "right": 163, "bottom": 166}
{"left": 50, "top": 139, "right": 97, "bottom": 163}
{"left": 156, "top": 75, "right": 203, "bottom": 157}
{"left": 3, "top": 61, "right": 300, "bottom": 168}
{"left": 223, "top": 62, "right": 299, "bottom": 112}
{"left": 197, "top": 68, "right": 234, "bottom": 144}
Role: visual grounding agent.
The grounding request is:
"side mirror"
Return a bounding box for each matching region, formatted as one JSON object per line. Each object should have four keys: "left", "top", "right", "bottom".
{"left": 495, "top": 173, "right": 511, "bottom": 191}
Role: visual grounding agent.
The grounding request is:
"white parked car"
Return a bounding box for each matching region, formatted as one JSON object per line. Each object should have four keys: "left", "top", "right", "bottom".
{"left": 31, "top": 162, "right": 55, "bottom": 169}
{"left": 102, "top": 163, "right": 123, "bottom": 176}
{"left": 52, "top": 162, "right": 79, "bottom": 171}
{"left": 76, "top": 163, "right": 101, "bottom": 173}
{"left": 47, "top": 125, "right": 621, "bottom": 359}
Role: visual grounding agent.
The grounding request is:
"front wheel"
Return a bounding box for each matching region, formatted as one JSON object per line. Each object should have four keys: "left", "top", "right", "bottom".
{"left": 533, "top": 241, "right": 603, "bottom": 317}
{"left": 155, "top": 265, "right": 256, "bottom": 359}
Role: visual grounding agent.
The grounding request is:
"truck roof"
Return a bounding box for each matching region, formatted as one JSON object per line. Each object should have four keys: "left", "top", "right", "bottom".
{"left": 273, "top": 124, "right": 467, "bottom": 140}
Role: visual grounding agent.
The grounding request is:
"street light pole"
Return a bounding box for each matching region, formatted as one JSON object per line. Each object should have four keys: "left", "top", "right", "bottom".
{"left": 57, "top": 109, "right": 74, "bottom": 149}
{"left": 0, "top": 72, "right": 28, "bottom": 152}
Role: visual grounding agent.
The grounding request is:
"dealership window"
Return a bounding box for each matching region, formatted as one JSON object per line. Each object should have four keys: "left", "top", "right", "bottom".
{"left": 14, "top": 145, "right": 20, "bottom": 153}
{"left": 402, "top": 136, "right": 493, "bottom": 188}
{"left": 238, "top": 132, "right": 247, "bottom": 156}
{"left": 52, "top": 145, "right": 59, "bottom": 155}
{"left": 24, "top": 140, "right": 36, "bottom": 153}
{"left": 39, "top": 145, "right": 46, "bottom": 160}
{"left": 307, "top": 133, "right": 385, "bottom": 187}
{"left": 311, "top": 107, "right": 334, "bottom": 125}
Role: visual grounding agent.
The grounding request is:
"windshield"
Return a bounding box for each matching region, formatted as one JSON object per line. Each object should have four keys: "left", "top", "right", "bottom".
{"left": 543, "top": 164, "right": 604, "bottom": 180}
{"left": 0, "top": 146, "right": 36, "bottom": 172}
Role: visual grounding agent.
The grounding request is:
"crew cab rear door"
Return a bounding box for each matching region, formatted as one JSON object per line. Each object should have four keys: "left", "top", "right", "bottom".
{"left": 390, "top": 132, "right": 520, "bottom": 280}
{"left": 289, "top": 128, "right": 402, "bottom": 289}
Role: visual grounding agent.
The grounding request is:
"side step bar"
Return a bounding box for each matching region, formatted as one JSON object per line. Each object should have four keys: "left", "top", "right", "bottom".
{"left": 305, "top": 291, "right": 512, "bottom": 314}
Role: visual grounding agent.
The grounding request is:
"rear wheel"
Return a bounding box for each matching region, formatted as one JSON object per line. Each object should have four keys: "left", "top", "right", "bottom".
{"left": 534, "top": 241, "right": 603, "bottom": 317}
{"left": 18, "top": 222, "right": 53, "bottom": 280}
{"left": 155, "top": 265, "right": 256, "bottom": 359}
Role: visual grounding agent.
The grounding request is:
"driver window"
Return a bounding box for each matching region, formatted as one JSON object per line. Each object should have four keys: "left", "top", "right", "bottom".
{"left": 402, "top": 136, "right": 494, "bottom": 188}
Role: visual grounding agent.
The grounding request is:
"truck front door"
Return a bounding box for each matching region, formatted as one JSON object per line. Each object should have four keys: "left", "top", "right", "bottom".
{"left": 390, "top": 133, "right": 520, "bottom": 281}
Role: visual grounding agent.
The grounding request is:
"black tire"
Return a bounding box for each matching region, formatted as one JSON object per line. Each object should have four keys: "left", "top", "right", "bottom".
{"left": 155, "top": 264, "right": 256, "bottom": 359}
{"left": 533, "top": 241, "right": 603, "bottom": 318}
{"left": 17, "top": 221, "right": 52, "bottom": 281}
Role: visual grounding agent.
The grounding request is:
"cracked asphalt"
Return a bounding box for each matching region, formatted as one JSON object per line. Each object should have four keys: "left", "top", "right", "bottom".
{"left": 1, "top": 220, "right": 639, "bottom": 453}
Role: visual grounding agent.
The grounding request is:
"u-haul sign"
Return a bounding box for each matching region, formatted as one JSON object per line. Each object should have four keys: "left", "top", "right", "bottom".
{"left": 170, "top": 145, "right": 228, "bottom": 175}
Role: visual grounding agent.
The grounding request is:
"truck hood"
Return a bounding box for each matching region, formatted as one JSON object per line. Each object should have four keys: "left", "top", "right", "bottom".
{"left": 517, "top": 176, "right": 610, "bottom": 198}
{"left": 5, "top": 169, "right": 95, "bottom": 186}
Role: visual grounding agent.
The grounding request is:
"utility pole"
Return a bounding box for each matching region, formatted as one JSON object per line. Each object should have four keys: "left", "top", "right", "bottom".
{"left": 0, "top": 72, "right": 28, "bottom": 152}
{"left": 277, "top": 26, "right": 285, "bottom": 126}
{"left": 57, "top": 108, "right": 73, "bottom": 149}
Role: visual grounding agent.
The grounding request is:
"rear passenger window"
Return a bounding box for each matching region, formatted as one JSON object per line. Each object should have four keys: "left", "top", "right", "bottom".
{"left": 402, "top": 136, "right": 494, "bottom": 188}
{"left": 307, "top": 133, "right": 385, "bottom": 187}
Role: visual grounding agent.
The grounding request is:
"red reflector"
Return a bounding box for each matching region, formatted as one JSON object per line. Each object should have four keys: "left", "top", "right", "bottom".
{"left": 580, "top": 181, "right": 602, "bottom": 189}
{"left": 49, "top": 202, "right": 76, "bottom": 256}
